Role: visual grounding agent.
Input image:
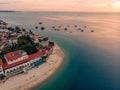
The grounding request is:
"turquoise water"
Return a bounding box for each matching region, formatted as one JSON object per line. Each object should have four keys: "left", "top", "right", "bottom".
{"left": 0, "top": 12, "right": 120, "bottom": 90}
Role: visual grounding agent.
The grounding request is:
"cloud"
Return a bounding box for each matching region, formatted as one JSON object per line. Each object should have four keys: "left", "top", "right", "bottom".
{"left": 111, "top": 1, "right": 120, "bottom": 8}
{"left": 95, "top": 3, "right": 108, "bottom": 7}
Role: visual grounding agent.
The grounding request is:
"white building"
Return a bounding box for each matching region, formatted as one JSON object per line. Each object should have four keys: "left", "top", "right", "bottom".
{"left": 0, "top": 59, "right": 4, "bottom": 75}
{"left": 0, "top": 50, "right": 45, "bottom": 77}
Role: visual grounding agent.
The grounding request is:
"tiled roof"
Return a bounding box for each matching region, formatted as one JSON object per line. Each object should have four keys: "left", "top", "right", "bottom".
{"left": 3, "top": 51, "right": 44, "bottom": 69}
{"left": 5, "top": 50, "right": 24, "bottom": 61}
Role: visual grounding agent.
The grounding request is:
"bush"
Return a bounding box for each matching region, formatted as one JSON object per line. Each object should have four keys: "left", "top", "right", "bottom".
{"left": 0, "top": 74, "right": 6, "bottom": 80}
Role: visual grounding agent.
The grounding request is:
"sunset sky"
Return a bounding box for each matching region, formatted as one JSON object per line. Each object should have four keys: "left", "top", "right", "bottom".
{"left": 0, "top": 0, "right": 120, "bottom": 12}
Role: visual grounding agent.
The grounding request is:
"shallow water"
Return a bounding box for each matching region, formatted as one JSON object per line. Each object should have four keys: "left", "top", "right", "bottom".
{"left": 0, "top": 12, "right": 120, "bottom": 90}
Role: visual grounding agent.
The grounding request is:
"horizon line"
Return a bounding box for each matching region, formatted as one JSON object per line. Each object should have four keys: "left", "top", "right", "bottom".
{"left": 0, "top": 10, "right": 120, "bottom": 13}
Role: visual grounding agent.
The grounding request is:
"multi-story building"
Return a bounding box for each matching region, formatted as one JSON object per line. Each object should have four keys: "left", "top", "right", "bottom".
{"left": 0, "top": 50, "right": 45, "bottom": 77}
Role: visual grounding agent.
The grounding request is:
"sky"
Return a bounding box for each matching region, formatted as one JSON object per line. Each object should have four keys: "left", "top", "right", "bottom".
{"left": 0, "top": 0, "right": 120, "bottom": 12}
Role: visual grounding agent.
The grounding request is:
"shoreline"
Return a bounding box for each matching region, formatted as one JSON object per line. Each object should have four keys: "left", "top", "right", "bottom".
{"left": 0, "top": 44, "right": 64, "bottom": 90}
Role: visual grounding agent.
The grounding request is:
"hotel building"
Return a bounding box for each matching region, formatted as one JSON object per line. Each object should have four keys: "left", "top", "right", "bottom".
{"left": 0, "top": 50, "right": 45, "bottom": 77}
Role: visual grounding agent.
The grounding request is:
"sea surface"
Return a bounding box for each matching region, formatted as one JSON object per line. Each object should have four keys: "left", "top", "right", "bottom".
{"left": 0, "top": 12, "right": 120, "bottom": 90}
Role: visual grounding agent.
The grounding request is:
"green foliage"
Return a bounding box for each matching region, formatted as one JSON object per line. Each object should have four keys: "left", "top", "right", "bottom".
{"left": 0, "top": 74, "right": 6, "bottom": 80}
{"left": 15, "top": 26, "right": 21, "bottom": 33}
{"left": 2, "top": 47, "right": 18, "bottom": 54}
{"left": 17, "top": 35, "right": 35, "bottom": 46}
{"left": 20, "top": 45, "right": 38, "bottom": 55}
{"left": 7, "top": 27, "right": 15, "bottom": 31}
{"left": 41, "top": 55, "right": 48, "bottom": 60}
{"left": 18, "top": 35, "right": 37, "bottom": 55}
{"left": 48, "top": 41, "right": 54, "bottom": 47}
{"left": 8, "top": 26, "right": 21, "bottom": 33}
{"left": 2, "top": 35, "right": 37, "bottom": 55}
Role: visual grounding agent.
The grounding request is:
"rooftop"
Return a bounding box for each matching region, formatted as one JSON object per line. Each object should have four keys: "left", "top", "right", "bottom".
{"left": 3, "top": 51, "right": 44, "bottom": 69}
{"left": 5, "top": 50, "right": 26, "bottom": 61}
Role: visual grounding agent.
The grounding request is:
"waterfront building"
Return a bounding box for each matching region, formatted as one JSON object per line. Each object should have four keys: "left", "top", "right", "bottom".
{"left": 0, "top": 50, "right": 45, "bottom": 77}
{"left": 0, "top": 20, "right": 53, "bottom": 79}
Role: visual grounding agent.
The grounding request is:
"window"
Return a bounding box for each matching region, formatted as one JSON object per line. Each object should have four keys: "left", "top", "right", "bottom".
{"left": 13, "top": 68, "right": 16, "bottom": 71}
{"left": 10, "top": 70, "right": 13, "bottom": 72}
{"left": 7, "top": 71, "right": 10, "bottom": 73}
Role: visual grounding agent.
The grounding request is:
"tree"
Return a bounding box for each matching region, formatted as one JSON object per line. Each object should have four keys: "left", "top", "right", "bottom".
{"left": 7, "top": 27, "right": 15, "bottom": 31}
{"left": 20, "top": 45, "right": 38, "bottom": 55}
{"left": 17, "top": 35, "right": 35, "bottom": 47}
{"left": 2, "top": 46, "right": 18, "bottom": 54}
{"left": 42, "top": 37, "right": 48, "bottom": 41}
{"left": 15, "top": 26, "right": 21, "bottom": 33}
{"left": 18, "top": 35, "right": 38, "bottom": 55}
{"left": 0, "top": 74, "right": 6, "bottom": 80}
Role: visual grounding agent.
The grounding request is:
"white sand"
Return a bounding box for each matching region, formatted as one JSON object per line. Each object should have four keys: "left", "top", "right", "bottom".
{"left": 0, "top": 44, "right": 64, "bottom": 90}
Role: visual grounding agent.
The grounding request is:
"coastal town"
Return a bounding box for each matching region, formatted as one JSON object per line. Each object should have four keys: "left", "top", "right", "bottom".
{"left": 0, "top": 19, "right": 54, "bottom": 80}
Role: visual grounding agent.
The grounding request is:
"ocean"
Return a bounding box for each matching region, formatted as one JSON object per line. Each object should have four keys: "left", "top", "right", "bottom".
{"left": 0, "top": 12, "right": 120, "bottom": 90}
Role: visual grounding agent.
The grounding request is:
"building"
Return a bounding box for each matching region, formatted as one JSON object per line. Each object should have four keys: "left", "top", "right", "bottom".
{"left": 0, "top": 50, "right": 45, "bottom": 77}
{"left": 0, "top": 59, "right": 4, "bottom": 75}
{"left": 0, "top": 20, "right": 8, "bottom": 29}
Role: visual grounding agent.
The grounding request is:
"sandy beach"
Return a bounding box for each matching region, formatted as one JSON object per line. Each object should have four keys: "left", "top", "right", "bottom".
{"left": 0, "top": 44, "right": 64, "bottom": 90}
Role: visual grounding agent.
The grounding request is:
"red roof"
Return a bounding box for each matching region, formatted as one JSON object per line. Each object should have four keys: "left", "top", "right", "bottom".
{"left": 0, "top": 59, "right": 3, "bottom": 66}
{"left": 5, "top": 50, "right": 23, "bottom": 61}
{"left": 3, "top": 51, "right": 44, "bottom": 69}
{"left": 0, "top": 38, "right": 7, "bottom": 41}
